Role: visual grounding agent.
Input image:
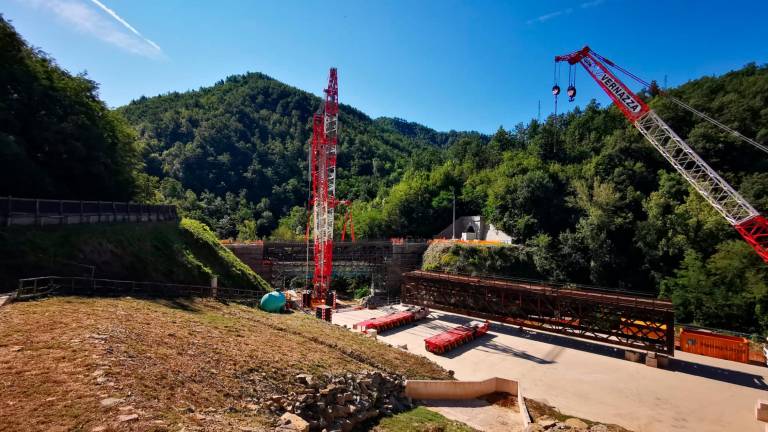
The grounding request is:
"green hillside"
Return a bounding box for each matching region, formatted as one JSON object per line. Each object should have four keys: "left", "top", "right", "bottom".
{"left": 0, "top": 15, "right": 140, "bottom": 201}
{"left": 0, "top": 218, "right": 270, "bottom": 293}
{"left": 118, "top": 73, "right": 483, "bottom": 239}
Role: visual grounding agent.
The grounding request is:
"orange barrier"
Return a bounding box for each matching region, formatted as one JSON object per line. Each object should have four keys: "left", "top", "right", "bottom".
{"left": 679, "top": 328, "right": 749, "bottom": 363}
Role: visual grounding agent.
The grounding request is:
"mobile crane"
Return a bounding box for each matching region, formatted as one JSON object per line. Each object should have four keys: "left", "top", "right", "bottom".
{"left": 553, "top": 46, "right": 768, "bottom": 264}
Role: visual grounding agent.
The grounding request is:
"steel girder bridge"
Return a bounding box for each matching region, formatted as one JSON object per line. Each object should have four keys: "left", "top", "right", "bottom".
{"left": 402, "top": 270, "right": 675, "bottom": 355}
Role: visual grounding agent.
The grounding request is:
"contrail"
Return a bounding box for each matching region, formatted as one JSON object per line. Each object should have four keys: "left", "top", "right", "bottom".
{"left": 88, "top": 0, "right": 161, "bottom": 51}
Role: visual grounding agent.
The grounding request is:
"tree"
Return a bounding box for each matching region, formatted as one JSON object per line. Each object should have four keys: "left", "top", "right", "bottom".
{"left": 0, "top": 16, "right": 140, "bottom": 200}
{"left": 662, "top": 241, "right": 768, "bottom": 334}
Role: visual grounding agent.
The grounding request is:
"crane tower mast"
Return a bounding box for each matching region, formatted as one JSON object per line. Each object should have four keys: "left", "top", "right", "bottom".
{"left": 310, "top": 68, "right": 339, "bottom": 305}
{"left": 554, "top": 46, "right": 768, "bottom": 263}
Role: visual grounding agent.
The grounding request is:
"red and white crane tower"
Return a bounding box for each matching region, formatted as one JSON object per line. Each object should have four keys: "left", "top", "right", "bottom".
{"left": 308, "top": 67, "right": 340, "bottom": 309}
{"left": 553, "top": 46, "right": 768, "bottom": 264}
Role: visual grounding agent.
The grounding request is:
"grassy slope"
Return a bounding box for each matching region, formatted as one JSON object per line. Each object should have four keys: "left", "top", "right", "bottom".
{"left": 0, "top": 218, "right": 269, "bottom": 292}
{"left": 0, "top": 297, "right": 451, "bottom": 431}
{"left": 372, "top": 407, "right": 477, "bottom": 432}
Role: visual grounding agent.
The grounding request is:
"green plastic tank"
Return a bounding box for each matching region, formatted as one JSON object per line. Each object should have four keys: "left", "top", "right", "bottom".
{"left": 259, "top": 290, "right": 285, "bottom": 313}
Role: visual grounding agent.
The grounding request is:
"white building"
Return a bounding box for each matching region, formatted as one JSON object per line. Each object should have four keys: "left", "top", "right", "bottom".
{"left": 433, "top": 215, "right": 513, "bottom": 243}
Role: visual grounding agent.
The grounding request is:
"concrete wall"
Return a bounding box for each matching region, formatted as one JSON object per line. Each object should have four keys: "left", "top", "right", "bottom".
{"left": 434, "top": 215, "right": 513, "bottom": 243}
{"left": 405, "top": 377, "right": 518, "bottom": 400}
{"left": 484, "top": 224, "right": 514, "bottom": 243}
{"left": 1, "top": 212, "right": 177, "bottom": 226}
{"left": 405, "top": 377, "right": 530, "bottom": 428}
{"left": 227, "top": 241, "right": 427, "bottom": 297}
{"left": 0, "top": 197, "right": 177, "bottom": 227}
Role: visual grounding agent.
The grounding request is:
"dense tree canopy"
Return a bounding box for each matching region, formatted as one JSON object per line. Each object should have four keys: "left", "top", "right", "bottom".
{"left": 0, "top": 16, "right": 140, "bottom": 200}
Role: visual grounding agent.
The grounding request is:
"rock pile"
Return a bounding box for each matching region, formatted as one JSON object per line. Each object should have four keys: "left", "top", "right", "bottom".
{"left": 526, "top": 415, "right": 610, "bottom": 431}
{"left": 358, "top": 295, "right": 378, "bottom": 308}
{"left": 271, "top": 371, "right": 411, "bottom": 432}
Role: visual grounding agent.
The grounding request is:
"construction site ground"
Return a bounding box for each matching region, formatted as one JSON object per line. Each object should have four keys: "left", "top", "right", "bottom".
{"left": 332, "top": 306, "right": 768, "bottom": 432}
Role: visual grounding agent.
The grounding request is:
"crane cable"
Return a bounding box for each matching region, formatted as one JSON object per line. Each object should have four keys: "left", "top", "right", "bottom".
{"left": 664, "top": 97, "right": 768, "bottom": 155}
{"left": 590, "top": 50, "right": 768, "bottom": 156}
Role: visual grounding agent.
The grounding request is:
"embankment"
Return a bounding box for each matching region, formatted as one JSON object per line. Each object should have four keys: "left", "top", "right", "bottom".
{"left": 0, "top": 218, "right": 269, "bottom": 293}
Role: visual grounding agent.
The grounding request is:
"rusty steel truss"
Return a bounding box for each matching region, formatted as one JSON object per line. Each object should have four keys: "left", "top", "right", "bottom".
{"left": 402, "top": 270, "right": 675, "bottom": 355}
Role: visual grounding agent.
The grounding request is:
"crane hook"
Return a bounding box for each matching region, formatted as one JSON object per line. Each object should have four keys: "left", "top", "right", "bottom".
{"left": 567, "top": 85, "right": 577, "bottom": 101}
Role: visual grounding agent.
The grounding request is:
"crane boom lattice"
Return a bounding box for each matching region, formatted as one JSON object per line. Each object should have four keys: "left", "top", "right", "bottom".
{"left": 634, "top": 111, "right": 758, "bottom": 225}
{"left": 554, "top": 46, "right": 768, "bottom": 264}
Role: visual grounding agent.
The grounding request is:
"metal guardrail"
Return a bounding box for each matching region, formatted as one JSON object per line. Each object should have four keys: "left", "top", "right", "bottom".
{"left": 1, "top": 196, "right": 178, "bottom": 227}
{"left": 15, "top": 276, "right": 264, "bottom": 301}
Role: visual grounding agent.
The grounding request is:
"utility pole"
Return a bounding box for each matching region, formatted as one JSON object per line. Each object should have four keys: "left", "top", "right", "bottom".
{"left": 451, "top": 189, "right": 456, "bottom": 240}
{"left": 537, "top": 100, "right": 541, "bottom": 123}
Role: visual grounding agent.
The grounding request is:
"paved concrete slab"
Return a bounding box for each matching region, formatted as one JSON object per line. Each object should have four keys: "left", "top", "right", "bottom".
{"left": 333, "top": 307, "right": 768, "bottom": 432}
{"left": 422, "top": 399, "right": 522, "bottom": 432}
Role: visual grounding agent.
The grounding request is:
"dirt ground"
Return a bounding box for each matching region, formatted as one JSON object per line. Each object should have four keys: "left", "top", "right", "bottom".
{"left": 0, "top": 297, "right": 451, "bottom": 431}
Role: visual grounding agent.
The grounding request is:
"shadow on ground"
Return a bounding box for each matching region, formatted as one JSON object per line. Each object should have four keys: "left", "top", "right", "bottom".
{"left": 442, "top": 333, "right": 555, "bottom": 365}
{"left": 669, "top": 358, "right": 768, "bottom": 390}
{"left": 151, "top": 297, "right": 204, "bottom": 312}
{"left": 428, "top": 310, "right": 768, "bottom": 390}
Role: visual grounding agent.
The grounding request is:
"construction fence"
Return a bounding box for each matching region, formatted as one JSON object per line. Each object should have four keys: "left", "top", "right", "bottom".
{"left": 1, "top": 196, "right": 178, "bottom": 227}
{"left": 13, "top": 276, "right": 264, "bottom": 301}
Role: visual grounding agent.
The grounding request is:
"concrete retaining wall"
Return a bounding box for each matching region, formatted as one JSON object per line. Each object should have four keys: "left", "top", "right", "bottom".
{"left": 405, "top": 377, "right": 518, "bottom": 400}
{"left": 405, "top": 377, "right": 531, "bottom": 428}
{"left": 0, "top": 197, "right": 178, "bottom": 227}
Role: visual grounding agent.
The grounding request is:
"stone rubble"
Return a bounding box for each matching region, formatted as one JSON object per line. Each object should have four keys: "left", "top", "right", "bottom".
{"left": 526, "top": 415, "right": 617, "bottom": 431}
{"left": 270, "top": 371, "right": 411, "bottom": 432}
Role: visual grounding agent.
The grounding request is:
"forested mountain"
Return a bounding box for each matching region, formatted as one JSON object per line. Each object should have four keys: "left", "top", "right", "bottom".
{"left": 374, "top": 117, "right": 488, "bottom": 148}
{"left": 0, "top": 16, "right": 140, "bottom": 200}
{"left": 118, "top": 73, "right": 482, "bottom": 238}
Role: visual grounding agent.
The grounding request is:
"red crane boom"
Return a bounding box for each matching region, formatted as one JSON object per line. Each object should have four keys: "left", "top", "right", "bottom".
{"left": 554, "top": 46, "right": 768, "bottom": 263}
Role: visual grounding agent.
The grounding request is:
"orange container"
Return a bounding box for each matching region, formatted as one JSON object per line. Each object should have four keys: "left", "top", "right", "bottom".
{"left": 679, "top": 328, "right": 749, "bottom": 363}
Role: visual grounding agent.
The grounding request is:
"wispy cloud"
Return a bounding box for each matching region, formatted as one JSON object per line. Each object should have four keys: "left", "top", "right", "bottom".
{"left": 527, "top": 0, "right": 607, "bottom": 25}
{"left": 88, "top": 0, "right": 161, "bottom": 51}
{"left": 580, "top": 0, "right": 605, "bottom": 8}
{"left": 21, "top": 0, "right": 164, "bottom": 59}
{"left": 527, "top": 8, "right": 574, "bottom": 24}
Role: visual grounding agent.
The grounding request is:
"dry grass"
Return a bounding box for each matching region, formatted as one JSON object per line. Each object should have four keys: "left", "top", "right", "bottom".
{"left": 0, "top": 297, "right": 451, "bottom": 431}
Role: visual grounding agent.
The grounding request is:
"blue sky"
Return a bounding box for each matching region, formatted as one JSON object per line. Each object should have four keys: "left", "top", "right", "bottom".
{"left": 4, "top": 0, "right": 768, "bottom": 133}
